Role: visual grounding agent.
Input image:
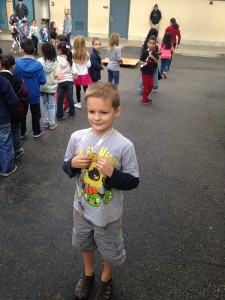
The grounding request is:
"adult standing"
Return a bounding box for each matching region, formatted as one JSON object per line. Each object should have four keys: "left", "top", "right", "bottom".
{"left": 14, "top": 0, "right": 29, "bottom": 27}
{"left": 150, "top": 4, "right": 162, "bottom": 31}
{"left": 63, "top": 7, "right": 72, "bottom": 48}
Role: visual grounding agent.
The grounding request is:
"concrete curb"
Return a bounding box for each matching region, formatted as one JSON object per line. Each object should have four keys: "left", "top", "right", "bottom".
{"left": 1, "top": 32, "right": 225, "bottom": 58}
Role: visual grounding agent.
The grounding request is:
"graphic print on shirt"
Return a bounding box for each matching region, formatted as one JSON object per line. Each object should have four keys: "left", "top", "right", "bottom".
{"left": 79, "top": 149, "right": 120, "bottom": 207}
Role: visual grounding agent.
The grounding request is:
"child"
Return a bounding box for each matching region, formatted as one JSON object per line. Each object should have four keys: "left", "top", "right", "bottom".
{"left": 55, "top": 34, "right": 69, "bottom": 112}
{"left": 56, "top": 41, "right": 78, "bottom": 120}
{"left": 9, "top": 13, "right": 17, "bottom": 26}
{"left": 10, "top": 19, "right": 21, "bottom": 53}
{"left": 89, "top": 37, "right": 104, "bottom": 83}
{"left": 19, "top": 20, "right": 29, "bottom": 42}
{"left": 63, "top": 81, "right": 139, "bottom": 300}
{"left": 159, "top": 32, "right": 174, "bottom": 79}
{"left": 29, "top": 19, "right": 39, "bottom": 55}
{"left": 14, "top": 38, "right": 46, "bottom": 138}
{"left": 0, "top": 75, "right": 19, "bottom": 176}
{"left": 73, "top": 35, "right": 92, "bottom": 109}
{"left": 49, "top": 21, "right": 58, "bottom": 45}
{"left": 38, "top": 42, "right": 59, "bottom": 130}
{"left": 39, "top": 21, "right": 49, "bottom": 43}
{"left": 0, "top": 53, "right": 30, "bottom": 158}
{"left": 138, "top": 28, "right": 159, "bottom": 95}
{"left": 139, "top": 35, "right": 158, "bottom": 104}
{"left": 107, "top": 32, "right": 123, "bottom": 86}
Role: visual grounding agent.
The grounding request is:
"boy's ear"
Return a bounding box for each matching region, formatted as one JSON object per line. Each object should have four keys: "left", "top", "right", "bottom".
{"left": 115, "top": 106, "right": 122, "bottom": 117}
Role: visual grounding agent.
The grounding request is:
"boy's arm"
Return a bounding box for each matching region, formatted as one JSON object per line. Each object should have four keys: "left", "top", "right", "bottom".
{"left": 90, "top": 53, "right": 103, "bottom": 71}
{"left": 104, "top": 169, "right": 139, "bottom": 190}
{"left": 63, "top": 158, "right": 81, "bottom": 178}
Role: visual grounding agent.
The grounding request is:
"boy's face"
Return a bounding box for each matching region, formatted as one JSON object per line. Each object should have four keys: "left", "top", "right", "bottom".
{"left": 32, "top": 21, "right": 36, "bottom": 26}
{"left": 147, "top": 39, "right": 156, "bottom": 51}
{"left": 23, "top": 22, "right": 27, "bottom": 27}
{"left": 64, "top": 8, "right": 69, "bottom": 15}
{"left": 86, "top": 97, "right": 121, "bottom": 136}
{"left": 42, "top": 23, "right": 46, "bottom": 28}
{"left": 93, "top": 40, "right": 101, "bottom": 51}
{"left": 13, "top": 22, "right": 17, "bottom": 26}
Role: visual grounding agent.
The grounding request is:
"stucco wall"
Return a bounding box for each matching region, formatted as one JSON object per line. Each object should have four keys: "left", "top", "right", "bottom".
{"left": 129, "top": 0, "right": 225, "bottom": 45}
{"left": 88, "top": 0, "right": 110, "bottom": 38}
{"left": 50, "top": 0, "right": 70, "bottom": 32}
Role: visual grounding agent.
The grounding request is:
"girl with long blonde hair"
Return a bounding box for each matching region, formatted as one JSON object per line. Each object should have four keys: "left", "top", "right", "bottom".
{"left": 73, "top": 35, "right": 92, "bottom": 109}
{"left": 107, "top": 32, "right": 123, "bottom": 86}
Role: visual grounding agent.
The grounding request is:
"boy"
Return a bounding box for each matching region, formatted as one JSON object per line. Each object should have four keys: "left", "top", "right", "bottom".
{"left": 89, "top": 37, "right": 104, "bottom": 83}
{"left": 14, "top": 39, "right": 46, "bottom": 138}
{"left": 0, "top": 54, "right": 30, "bottom": 158}
{"left": 19, "top": 19, "right": 28, "bottom": 42}
{"left": 0, "top": 76, "right": 19, "bottom": 176}
{"left": 140, "top": 35, "right": 158, "bottom": 104}
{"left": 29, "top": 19, "right": 39, "bottom": 55}
{"left": 10, "top": 19, "right": 21, "bottom": 53}
{"left": 39, "top": 21, "right": 49, "bottom": 43}
{"left": 63, "top": 82, "right": 139, "bottom": 300}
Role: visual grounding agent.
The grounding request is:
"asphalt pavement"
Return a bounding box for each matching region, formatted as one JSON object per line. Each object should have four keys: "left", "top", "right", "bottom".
{"left": 0, "top": 41, "right": 225, "bottom": 300}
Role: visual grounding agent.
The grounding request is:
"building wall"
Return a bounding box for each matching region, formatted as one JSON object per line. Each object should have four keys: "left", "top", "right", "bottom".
{"left": 49, "top": 0, "right": 70, "bottom": 32}
{"left": 129, "top": 0, "right": 225, "bottom": 45}
{"left": 88, "top": 0, "right": 110, "bottom": 38}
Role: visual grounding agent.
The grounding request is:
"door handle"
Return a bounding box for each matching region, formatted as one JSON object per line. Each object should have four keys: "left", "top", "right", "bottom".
{"left": 109, "top": 16, "right": 114, "bottom": 22}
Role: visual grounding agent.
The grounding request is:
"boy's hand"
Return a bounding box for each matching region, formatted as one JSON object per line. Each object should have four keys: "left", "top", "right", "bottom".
{"left": 96, "top": 157, "right": 114, "bottom": 177}
{"left": 71, "top": 155, "right": 92, "bottom": 169}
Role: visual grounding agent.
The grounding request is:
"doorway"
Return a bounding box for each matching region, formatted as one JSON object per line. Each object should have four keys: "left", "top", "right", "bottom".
{"left": 109, "top": 0, "right": 130, "bottom": 39}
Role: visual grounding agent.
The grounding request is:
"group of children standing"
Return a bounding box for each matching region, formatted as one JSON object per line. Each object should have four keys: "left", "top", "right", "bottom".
{"left": 9, "top": 13, "right": 58, "bottom": 55}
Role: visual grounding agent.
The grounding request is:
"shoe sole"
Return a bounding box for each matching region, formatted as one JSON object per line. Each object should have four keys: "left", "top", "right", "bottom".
{"left": 33, "top": 132, "right": 44, "bottom": 138}
{"left": 2, "top": 165, "right": 17, "bottom": 177}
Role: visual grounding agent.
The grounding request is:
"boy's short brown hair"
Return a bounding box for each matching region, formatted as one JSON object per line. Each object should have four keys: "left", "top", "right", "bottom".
{"left": 92, "top": 37, "right": 101, "bottom": 45}
{"left": 85, "top": 82, "right": 120, "bottom": 109}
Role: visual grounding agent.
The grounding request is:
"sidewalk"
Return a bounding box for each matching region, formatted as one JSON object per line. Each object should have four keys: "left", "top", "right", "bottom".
{"left": 1, "top": 30, "right": 225, "bottom": 57}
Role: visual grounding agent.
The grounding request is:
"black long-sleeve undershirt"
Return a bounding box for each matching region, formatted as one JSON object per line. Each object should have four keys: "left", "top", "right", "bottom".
{"left": 63, "top": 158, "right": 139, "bottom": 190}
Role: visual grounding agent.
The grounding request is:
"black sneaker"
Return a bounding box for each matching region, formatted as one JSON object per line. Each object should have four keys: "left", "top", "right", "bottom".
{"left": 15, "top": 148, "right": 24, "bottom": 159}
{"left": 33, "top": 129, "right": 44, "bottom": 138}
{"left": 2, "top": 165, "right": 17, "bottom": 177}
{"left": 95, "top": 278, "right": 113, "bottom": 300}
{"left": 74, "top": 273, "right": 94, "bottom": 300}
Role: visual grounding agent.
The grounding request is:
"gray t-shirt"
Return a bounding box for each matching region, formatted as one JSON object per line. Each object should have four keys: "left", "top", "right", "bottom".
{"left": 107, "top": 46, "right": 121, "bottom": 71}
{"left": 64, "top": 128, "right": 139, "bottom": 227}
{"left": 63, "top": 15, "right": 72, "bottom": 34}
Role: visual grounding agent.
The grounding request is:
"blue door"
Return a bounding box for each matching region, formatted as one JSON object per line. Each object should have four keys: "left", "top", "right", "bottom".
{"left": 109, "top": 0, "right": 130, "bottom": 39}
{"left": 0, "top": 1, "right": 8, "bottom": 30}
{"left": 71, "top": 0, "right": 88, "bottom": 36}
{"left": 13, "top": 0, "right": 34, "bottom": 25}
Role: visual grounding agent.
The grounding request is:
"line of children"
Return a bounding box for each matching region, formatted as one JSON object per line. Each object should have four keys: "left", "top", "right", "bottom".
{"left": 107, "top": 32, "right": 123, "bottom": 86}
{"left": 14, "top": 39, "right": 46, "bottom": 138}
{"left": 56, "top": 41, "right": 78, "bottom": 120}
{"left": 73, "top": 35, "right": 92, "bottom": 109}
{"left": 38, "top": 42, "right": 59, "bottom": 130}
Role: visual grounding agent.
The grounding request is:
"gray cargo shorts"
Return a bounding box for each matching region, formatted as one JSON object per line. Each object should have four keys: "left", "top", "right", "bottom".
{"left": 72, "top": 210, "right": 126, "bottom": 266}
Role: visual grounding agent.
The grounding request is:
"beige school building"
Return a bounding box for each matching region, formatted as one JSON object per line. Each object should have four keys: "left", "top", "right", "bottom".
{"left": 4, "top": 0, "right": 225, "bottom": 45}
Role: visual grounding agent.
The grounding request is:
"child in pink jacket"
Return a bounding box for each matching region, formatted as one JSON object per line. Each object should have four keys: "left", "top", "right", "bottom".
{"left": 159, "top": 32, "right": 174, "bottom": 79}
